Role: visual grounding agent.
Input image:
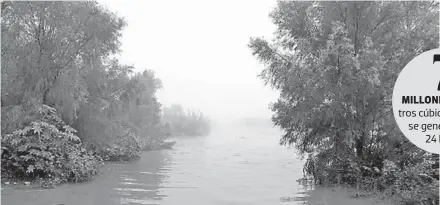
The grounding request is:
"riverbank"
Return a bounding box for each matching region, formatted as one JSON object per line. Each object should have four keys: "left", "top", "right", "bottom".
{"left": 298, "top": 186, "right": 394, "bottom": 205}
{"left": 294, "top": 179, "right": 397, "bottom": 205}
{"left": 1, "top": 153, "right": 397, "bottom": 205}
{"left": 0, "top": 145, "right": 165, "bottom": 191}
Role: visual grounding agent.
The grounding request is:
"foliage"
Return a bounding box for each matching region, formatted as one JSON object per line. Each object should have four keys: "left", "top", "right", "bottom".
{"left": 1, "top": 1, "right": 166, "bottom": 165}
{"left": 1, "top": 105, "right": 103, "bottom": 183}
{"left": 1, "top": 0, "right": 168, "bottom": 185}
{"left": 249, "top": 1, "right": 439, "bottom": 204}
{"left": 96, "top": 122, "right": 143, "bottom": 161}
{"left": 73, "top": 59, "right": 164, "bottom": 159}
{"left": 162, "top": 104, "right": 211, "bottom": 136}
{"left": 1, "top": 1, "right": 125, "bottom": 112}
{"left": 380, "top": 158, "right": 439, "bottom": 205}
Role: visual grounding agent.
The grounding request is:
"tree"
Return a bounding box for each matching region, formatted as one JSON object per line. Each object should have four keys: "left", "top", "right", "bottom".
{"left": 249, "top": 1, "right": 439, "bottom": 203}
{"left": 1, "top": 1, "right": 165, "bottom": 164}
{"left": 0, "top": 2, "right": 131, "bottom": 182}
{"left": 1, "top": 1, "right": 125, "bottom": 127}
{"left": 162, "top": 105, "right": 210, "bottom": 136}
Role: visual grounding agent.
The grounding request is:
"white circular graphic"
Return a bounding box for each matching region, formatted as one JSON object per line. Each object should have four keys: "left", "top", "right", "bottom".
{"left": 393, "top": 48, "right": 440, "bottom": 154}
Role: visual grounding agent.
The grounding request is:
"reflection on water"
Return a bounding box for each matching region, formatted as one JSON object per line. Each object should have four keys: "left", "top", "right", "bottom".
{"left": 1, "top": 122, "right": 385, "bottom": 205}
{"left": 1, "top": 150, "right": 170, "bottom": 205}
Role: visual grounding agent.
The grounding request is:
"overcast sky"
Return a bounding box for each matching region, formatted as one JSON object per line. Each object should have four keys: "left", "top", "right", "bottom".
{"left": 99, "top": 0, "right": 280, "bottom": 121}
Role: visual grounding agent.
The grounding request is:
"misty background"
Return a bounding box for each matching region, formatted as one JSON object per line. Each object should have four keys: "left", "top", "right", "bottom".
{"left": 2, "top": 1, "right": 439, "bottom": 205}
{"left": 99, "top": 0, "right": 280, "bottom": 122}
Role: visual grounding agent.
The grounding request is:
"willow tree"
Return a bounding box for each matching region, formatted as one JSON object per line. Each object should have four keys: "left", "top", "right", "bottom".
{"left": 1, "top": 1, "right": 125, "bottom": 131}
{"left": 249, "top": 1, "right": 439, "bottom": 188}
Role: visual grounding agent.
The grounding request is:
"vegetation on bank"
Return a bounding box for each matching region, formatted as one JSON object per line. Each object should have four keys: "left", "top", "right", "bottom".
{"left": 162, "top": 104, "right": 211, "bottom": 137}
{"left": 0, "top": 1, "right": 209, "bottom": 187}
{"left": 1, "top": 105, "right": 103, "bottom": 185}
{"left": 249, "top": 1, "right": 439, "bottom": 205}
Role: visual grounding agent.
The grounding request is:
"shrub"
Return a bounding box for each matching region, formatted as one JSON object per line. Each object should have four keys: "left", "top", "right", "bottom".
{"left": 97, "top": 127, "right": 143, "bottom": 162}
{"left": 1, "top": 105, "right": 103, "bottom": 183}
{"left": 380, "top": 159, "right": 439, "bottom": 205}
{"left": 302, "top": 150, "right": 439, "bottom": 205}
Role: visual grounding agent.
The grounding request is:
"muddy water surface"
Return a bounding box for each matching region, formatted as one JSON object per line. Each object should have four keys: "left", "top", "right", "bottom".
{"left": 1, "top": 122, "right": 391, "bottom": 205}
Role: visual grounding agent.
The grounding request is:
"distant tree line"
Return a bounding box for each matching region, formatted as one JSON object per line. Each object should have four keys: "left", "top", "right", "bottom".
{"left": 162, "top": 104, "right": 210, "bottom": 137}
{"left": 249, "top": 1, "right": 439, "bottom": 205}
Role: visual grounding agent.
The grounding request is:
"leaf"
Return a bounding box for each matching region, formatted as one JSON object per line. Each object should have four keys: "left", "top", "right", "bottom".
{"left": 11, "top": 138, "right": 21, "bottom": 146}
{"left": 16, "top": 129, "right": 27, "bottom": 136}
{"left": 63, "top": 125, "right": 77, "bottom": 134}
{"left": 26, "top": 165, "right": 35, "bottom": 173}
{"left": 33, "top": 126, "right": 42, "bottom": 135}
{"left": 66, "top": 133, "right": 81, "bottom": 142}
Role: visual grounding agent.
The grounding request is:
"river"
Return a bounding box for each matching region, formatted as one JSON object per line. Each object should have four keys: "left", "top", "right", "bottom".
{"left": 1, "top": 121, "right": 390, "bottom": 205}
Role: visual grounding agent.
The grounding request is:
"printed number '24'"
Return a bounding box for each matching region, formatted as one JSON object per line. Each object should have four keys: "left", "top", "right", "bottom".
{"left": 426, "top": 135, "right": 437, "bottom": 143}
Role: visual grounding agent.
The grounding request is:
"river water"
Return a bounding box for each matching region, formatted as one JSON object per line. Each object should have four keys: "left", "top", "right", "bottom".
{"left": 1, "top": 121, "right": 389, "bottom": 205}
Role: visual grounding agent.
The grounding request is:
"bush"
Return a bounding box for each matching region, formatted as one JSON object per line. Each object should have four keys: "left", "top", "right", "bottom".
{"left": 302, "top": 149, "right": 439, "bottom": 205}
{"left": 97, "top": 127, "right": 143, "bottom": 162}
{"left": 380, "top": 159, "right": 439, "bottom": 205}
{"left": 1, "top": 105, "right": 103, "bottom": 183}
